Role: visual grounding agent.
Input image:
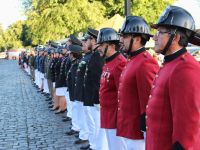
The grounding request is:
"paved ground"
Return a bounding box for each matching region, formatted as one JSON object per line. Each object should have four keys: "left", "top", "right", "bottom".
{"left": 0, "top": 59, "right": 82, "bottom": 150}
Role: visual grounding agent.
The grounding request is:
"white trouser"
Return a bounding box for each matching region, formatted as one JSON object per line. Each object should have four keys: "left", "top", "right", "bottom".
{"left": 43, "top": 78, "right": 49, "bottom": 93}
{"left": 75, "top": 101, "right": 89, "bottom": 140}
{"left": 36, "top": 70, "right": 40, "bottom": 86}
{"left": 94, "top": 106, "right": 109, "bottom": 150}
{"left": 105, "top": 129, "right": 127, "bottom": 150}
{"left": 64, "top": 90, "right": 72, "bottom": 118}
{"left": 34, "top": 69, "right": 37, "bottom": 84}
{"left": 39, "top": 72, "right": 44, "bottom": 88}
{"left": 24, "top": 63, "right": 27, "bottom": 72}
{"left": 28, "top": 66, "right": 31, "bottom": 75}
{"left": 123, "top": 137, "right": 145, "bottom": 150}
{"left": 71, "top": 101, "right": 80, "bottom": 131}
{"left": 35, "top": 70, "right": 39, "bottom": 86}
{"left": 84, "top": 106, "right": 96, "bottom": 149}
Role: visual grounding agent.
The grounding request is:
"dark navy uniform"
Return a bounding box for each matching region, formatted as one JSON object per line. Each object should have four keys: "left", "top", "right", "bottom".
{"left": 74, "top": 52, "right": 93, "bottom": 102}
{"left": 67, "top": 58, "right": 79, "bottom": 102}
{"left": 55, "top": 57, "right": 62, "bottom": 88}
{"left": 83, "top": 51, "right": 104, "bottom": 106}
{"left": 56, "top": 56, "right": 69, "bottom": 88}
{"left": 50, "top": 58, "right": 58, "bottom": 83}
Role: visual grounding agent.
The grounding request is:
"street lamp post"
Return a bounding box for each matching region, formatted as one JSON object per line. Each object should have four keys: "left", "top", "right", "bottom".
{"left": 125, "top": 0, "right": 131, "bottom": 16}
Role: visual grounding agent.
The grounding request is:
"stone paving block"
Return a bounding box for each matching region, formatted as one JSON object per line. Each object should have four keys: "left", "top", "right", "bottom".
{"left": 0, "top": 60, "right": 81, "bottom": 150}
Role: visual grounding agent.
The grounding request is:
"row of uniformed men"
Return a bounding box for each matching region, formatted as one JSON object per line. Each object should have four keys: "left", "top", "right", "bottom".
{"left": 24, "top": 5, "right": 200, "bottom": 150}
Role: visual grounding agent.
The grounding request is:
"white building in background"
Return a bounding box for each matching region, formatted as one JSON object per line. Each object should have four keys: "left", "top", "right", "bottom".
{"left": 174, "top": 0, "right": 200, "bottom": 29}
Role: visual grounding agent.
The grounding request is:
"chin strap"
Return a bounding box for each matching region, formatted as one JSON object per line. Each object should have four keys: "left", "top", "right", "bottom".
{"left": 103, "top": 45, "right": 108, "bottom": 58}
{"left": 93, "top": 45, "right": 100, "bottom": 52}
{"left": 161, "top": 29, "right": 177, "bottom": 55}
{"left": 127, "top": 37, "right": 134, "bottom": 55}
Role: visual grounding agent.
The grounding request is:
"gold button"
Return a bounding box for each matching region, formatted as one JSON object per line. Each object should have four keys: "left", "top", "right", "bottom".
{"left": 155, "top": 74, "right": 159, "bottom": 78}
{"left": 152, "top": 85, "right": 155, "bottom": 89}
{"left": 146, "top": 126, "right": 148, "bottom": 130}
{"left": 145, "top": 116, "right": 148, "bottom": 119}
{"left": 149, "top": 95, "right": 152, "bottom": 99}
{"left": 118, "top": 108, "right": 120, "bottom": 111}
{"left": 146, "top": 105, "right": 149, "bottom": 108}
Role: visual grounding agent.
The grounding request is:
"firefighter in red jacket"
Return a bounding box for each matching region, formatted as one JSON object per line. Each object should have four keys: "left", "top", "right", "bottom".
{"left": 116, "top": 16, "right": 159, "bottom": 150}
{"left": 146, "top": 6, "right": 200, "bottom": 150}
{"left": 97, "top": 28, "right": 127, "bottom": 150}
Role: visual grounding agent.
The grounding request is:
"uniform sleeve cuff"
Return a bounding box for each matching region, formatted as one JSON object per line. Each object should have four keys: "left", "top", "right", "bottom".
{"left": 172, "top": 141, "right": 184, "bottom": 150}
{"left": 140, "top": 113, "right": 146, "bottom": 132}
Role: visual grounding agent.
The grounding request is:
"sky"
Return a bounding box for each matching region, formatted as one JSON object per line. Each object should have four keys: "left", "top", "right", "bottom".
{"left": 0, "top": 0, "right": 200, "bottom": 29}
{"left": 0, "top": 0, "right": 25, "bottom": 29}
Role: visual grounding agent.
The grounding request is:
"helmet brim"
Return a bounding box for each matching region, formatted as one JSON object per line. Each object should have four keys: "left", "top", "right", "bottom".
{"left": 189, "top": 32, "right": 200, "bottom": 46}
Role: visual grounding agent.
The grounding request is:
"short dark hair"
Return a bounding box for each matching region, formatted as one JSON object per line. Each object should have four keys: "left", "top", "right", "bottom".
{"left": 133, "top": 34, "right": 148, "bottom": 46}
{"left": 176, "top": 29, "right": 189, "bottom": 47}
{"left": 106, "top": 41, "right": 120, "bottom": 51}
{"left": 166, "top": 27, "right": 189, "bottom": 47}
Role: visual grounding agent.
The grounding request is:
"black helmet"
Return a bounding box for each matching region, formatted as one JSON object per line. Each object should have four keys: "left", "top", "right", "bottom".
{"left": 152, "top": 5, "right": 200, "bottom": 46}
{"left": 82, "top": 33, "right": 92, "bottom": 41}
{"left": 68, "top": 44, "right": 83, "bottom": 54}
{"left": 44, "top": 47, "right": 48, "bottom": 52}
{"left": 69, "top": 34, "right": 82, "bottom": 46}
{"left": 47, "top": 48, "right": 52, "bottom": 54}
{"left": 120, "top": 16, "right": 152, "bottom": 38}
{"left": 152, "top": 6, "right": 195, "bottom": 32}
{"left": 87, "top": 28, "right": 99, "bottom": 39}
{"left": 50, "top": 48, "right": 55, "bottom": 54}
{"left": 97, "top": 28, "right": 119, "bottom": 44}
{"left": 55, "top": 47, "right": 62, "bottom": 54}
{"left": 37, "top": 45, "right": 44, "bottom": 51}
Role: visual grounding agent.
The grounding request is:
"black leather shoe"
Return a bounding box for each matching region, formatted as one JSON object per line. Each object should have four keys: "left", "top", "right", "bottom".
{"left": 50, "top": 107, "right": 59, "bottom": 111}
{"left": 65, "top": 130, "right": 79, "bottom": 136}
{"left": 62, "top": 117, "right": 71, "bottom": 122}
{"left": 80, "top": 144, "right": 90, "bottom": 150}
{"left": 55, "top": 109, "right": 67, "bottom": 114}
{"left": 74, "top": 138, "right": 88, "bottom": 144}
{"left": 74, "top": 133, "right": 79, "bottom": 138}
{"left": 48, "top": 105, "right": 53, "bottom": 108}
{"left": 45, "top": 98, "right": 51, "bottom": 101}
{"left": 37, "top": 89, "right": 43, "bottom": 93}
{"left": 44, "top": 93, "right": 49, "bottom": 96}
{"left": 48, "top": 101, "right": 53, "bottom": 105}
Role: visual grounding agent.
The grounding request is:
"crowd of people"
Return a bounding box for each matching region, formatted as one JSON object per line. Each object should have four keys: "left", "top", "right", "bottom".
{"left": 18, "top": 5, "right": 200, "bottom": 150}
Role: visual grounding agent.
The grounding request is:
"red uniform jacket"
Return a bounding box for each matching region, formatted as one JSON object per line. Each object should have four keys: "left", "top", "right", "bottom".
{"left": 100, "top": 52, "right": 127, "bottom": 128}
{"left": 146, "top": 48, "right": 200, "bottom": 150}
{"left": 117, "top": 48, "right": 159, "bottom": 139}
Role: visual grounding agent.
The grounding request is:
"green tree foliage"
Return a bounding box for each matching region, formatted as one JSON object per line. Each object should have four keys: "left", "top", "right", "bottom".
{"left": 0, "top": 0, "right": 174, "bottom": 49}
{"left": 0, "top": 21, "right": 25, "bottom": 51}
{"left": 2, "top": 21, "right": 24, "bottom": 49}
{"left": 0, "top": 24, "right": 5, "bottom": 52}
{"left": 131, "top": 0, "right": 174, "bottom": 26}
{"left": 94, "top": 0, "right": 174, "bottom": 25}
{"left": 24, "top": 0, "right": 106, "bottom": 45}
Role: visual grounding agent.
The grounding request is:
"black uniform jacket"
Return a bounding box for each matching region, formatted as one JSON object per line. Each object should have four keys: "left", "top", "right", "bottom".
{"left": 50, "top": 58, "right": 58, "bottom": 82}
{"left": 67, "top": 58, "right": 80, "bottom": 101}
{"left": 56, "top": 56, "right": 70, "bottom": 88}
{"left": 83, "top": 51, "right": 104, "bottom": 106}
{"left": 74, "top": 52, "right": 93, "bottom": 102}
{"left": 55, "top": 57, "right": 62, "bottom": 88}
